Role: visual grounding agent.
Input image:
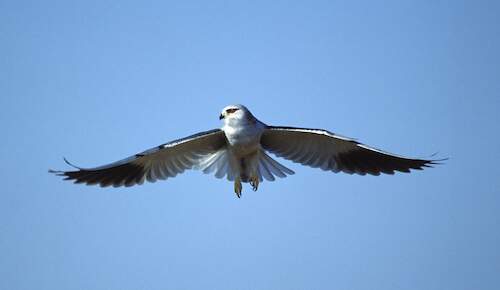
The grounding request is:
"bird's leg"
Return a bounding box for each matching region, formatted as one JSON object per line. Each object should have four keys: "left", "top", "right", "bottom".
{"left": 250, "top": 174, "right": 259, "bottom": 191}
{"left": 234, "top": 177, "right": 242, "bottom": 198}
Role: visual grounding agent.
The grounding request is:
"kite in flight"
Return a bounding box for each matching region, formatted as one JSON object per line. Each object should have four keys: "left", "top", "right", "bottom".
{"left": 50, "top": 104, "right": 442, "bottom": 197}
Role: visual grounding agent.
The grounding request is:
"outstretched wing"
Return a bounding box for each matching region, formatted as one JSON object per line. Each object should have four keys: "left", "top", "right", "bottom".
{"left": 260, "top": 126, "right": 442, "bottom": 175}
{"left": 50, "top": 129, "right": 227, "bottom": 187}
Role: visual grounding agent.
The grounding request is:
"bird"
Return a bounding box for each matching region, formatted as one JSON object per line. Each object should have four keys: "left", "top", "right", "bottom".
{"left": 50, "top": 104, "right": 443, "bottom": 198}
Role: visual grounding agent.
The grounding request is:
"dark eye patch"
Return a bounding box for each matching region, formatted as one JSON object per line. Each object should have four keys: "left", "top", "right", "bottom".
{"left": 226, "top": 108, "right": 239, "bottom": 114}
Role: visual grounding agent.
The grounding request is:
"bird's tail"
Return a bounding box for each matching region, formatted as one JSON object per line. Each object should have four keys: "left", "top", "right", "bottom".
{"left": 257, "top": 150, "right": 295, "bottom": 182}
{"left": 195, "top": 149, "right": 294, "bottom": 182}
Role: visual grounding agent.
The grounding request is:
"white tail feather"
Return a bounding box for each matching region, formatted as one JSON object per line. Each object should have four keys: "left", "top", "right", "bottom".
{"left": 258, "top": 151, "right": 294, "bottom": 181}
{"left": 195, "top": 149, "right": 294, "bottom": 182}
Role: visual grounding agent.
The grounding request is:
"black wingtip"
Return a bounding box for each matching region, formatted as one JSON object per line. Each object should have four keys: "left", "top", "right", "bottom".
{"left": 63, "top": 157, "right": 82, "bottom": 170}
{"left": 429, "top": 157, "right": 449, "bottom": 166}
{"left": 422, "top": 152, "right": 448, "bottom": 166}
{"left": 428, "top": 152, "right": 449, "bottom": 162}
{"left": 48, "top": 168, "right": 66, "bottom": 176}
{"left": 49, "top": 157, "right": 83, "bottom": 176}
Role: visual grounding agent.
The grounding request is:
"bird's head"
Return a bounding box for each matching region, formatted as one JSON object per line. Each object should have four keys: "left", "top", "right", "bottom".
{"left": 219, "top": 104, "right": 254, "bottom": 123}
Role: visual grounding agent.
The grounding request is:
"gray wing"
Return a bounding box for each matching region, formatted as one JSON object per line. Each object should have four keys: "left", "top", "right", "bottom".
{"left": 50, "top": 129, "right": 227, "bottom": 187}
{"left": 260, "top": 126, "right": 441, "bottom": 175}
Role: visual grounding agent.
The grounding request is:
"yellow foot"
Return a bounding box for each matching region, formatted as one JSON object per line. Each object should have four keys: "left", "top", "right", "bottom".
{"left": 234, "top": 178, "right": 242, "bottom": 198}
{"left": 250, "top": 175, "right": 259, "bottom": 192}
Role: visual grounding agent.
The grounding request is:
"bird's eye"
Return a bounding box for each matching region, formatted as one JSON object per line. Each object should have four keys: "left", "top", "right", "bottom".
{"left": 226, "top": 108, "right": 239, "bottom": 114}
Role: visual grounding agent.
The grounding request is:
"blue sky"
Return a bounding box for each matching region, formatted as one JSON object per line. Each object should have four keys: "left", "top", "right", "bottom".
{"left": 1, "top": 1, "right": 499, "bottom": 289}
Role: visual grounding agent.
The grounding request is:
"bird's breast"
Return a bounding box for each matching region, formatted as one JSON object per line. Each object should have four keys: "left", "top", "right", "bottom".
{"left": 223, "top": 123, "right": 263, "bottom": 155}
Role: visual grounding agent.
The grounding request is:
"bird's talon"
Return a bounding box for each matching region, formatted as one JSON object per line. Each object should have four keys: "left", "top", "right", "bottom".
{"left": 234, "top": 178, "right": 242, "bottom": 198}
{"left": 250, "top": 176, "right": 259, "bottom": 191}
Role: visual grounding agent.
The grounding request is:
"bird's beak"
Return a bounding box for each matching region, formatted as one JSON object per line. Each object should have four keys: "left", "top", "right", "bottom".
{"left": 219, "top": 113, "right": 225, "bottom": 120}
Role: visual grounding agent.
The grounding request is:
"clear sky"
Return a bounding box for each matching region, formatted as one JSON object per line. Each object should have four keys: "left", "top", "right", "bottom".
{"left": 1, "top": 1, "right": 499, "bottom": 289}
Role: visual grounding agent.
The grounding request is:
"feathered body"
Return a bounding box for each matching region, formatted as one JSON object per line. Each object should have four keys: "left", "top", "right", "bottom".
{"left": 213, "top": 105, "right": 294, "bottom": 195}
{"left": 222, "top": 106, "right": 264, "bottom": 181}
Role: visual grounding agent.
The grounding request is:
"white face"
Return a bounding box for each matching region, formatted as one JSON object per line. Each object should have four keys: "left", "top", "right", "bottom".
{"left": 219, "top": 105, "right": 247, "bottom": 121}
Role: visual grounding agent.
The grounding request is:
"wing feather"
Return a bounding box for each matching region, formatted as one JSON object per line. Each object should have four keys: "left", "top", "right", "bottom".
{"left": 50, "top": 129, "right": 227, "bottom": 187}
{"left": 261, "top": 126, "right": 442, "bottom": 176}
